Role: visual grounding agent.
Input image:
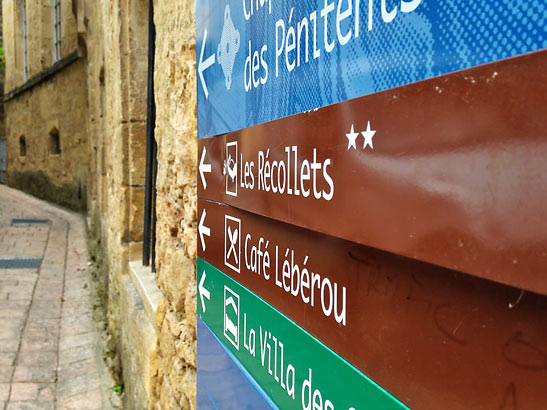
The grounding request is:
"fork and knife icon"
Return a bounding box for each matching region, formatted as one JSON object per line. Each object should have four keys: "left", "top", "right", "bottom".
{"left": 224, "top": 215, "right": 241, "bottom": 272}
{"left": 226, "top": 225, "right": 239, "bottom": 264}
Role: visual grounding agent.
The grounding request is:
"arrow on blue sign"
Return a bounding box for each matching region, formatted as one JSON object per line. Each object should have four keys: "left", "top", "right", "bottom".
{"left": 198, "top": 29, "right": 215, "bottom": 99}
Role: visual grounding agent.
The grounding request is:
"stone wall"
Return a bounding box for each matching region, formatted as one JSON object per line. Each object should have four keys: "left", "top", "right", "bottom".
{"left": 152, "top": 1, "right": 197, "bottom": 407}
{"left": 86, "top": 0, "right": 199, "bottom": 406}
{"left": 83, "top": 0, "right": 155, "bottom": 408}
{"left": 4, "top": 59, "right": 88, "bottom": 182}
{"left": 2, "top": 0, "right": 198, "bottom": 407}
{"left": 82, "top": 0, "right": 199, "bottom": 408}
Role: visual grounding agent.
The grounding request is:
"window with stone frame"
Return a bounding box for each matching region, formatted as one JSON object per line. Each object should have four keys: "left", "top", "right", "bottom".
{"left": 19, "top": 136, "right": 26, "bottom": 157}
{"left": 52, "top": 0, "right": 62, "bottom": 62}
{"left": 49, "top": 128, "right": 61, "bottom": 155}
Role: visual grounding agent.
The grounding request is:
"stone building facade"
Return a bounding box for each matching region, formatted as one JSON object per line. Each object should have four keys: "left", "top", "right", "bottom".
{"left": 3, "top": 0, "right": 197, "bottom": 409}
{"left": 3, "top": 0, "right": 88, "bottom": 210}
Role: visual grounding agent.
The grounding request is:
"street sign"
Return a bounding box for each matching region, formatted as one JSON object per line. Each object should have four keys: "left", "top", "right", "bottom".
{"left": 197, "top": 50, "right": 547, "bottom": 295}
{"left": 197, "top": 317, "right": 276, "bottom": 409}
{"left": 196, "top": 0, "right": 547, "bottom": 137}
{"left": 197, "top": 258, "right": 409, "bottom": 410}
{"left": 196, "top": 1, "right": 547, "bottom": 408}
{"left": 197, "top": 198, "right": 547, "bottom": 409}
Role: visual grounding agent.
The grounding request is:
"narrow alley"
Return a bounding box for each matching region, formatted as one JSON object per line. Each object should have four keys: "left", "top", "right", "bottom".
{"left": 0, "top": 185, "right": 112, "bottom": 409}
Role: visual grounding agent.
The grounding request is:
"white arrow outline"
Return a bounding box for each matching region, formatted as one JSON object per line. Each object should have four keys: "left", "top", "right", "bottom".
{"left": 199, "top": 146, "right": 211, "bottom": 189}
{"left": 198, "top": 29, "right": 216, "bottom": 99}
{"left": 198, "top": 209, "right": 211, "bottom": 252}
{"left": 198, "top": 271, "right": 210, "bottom": 313}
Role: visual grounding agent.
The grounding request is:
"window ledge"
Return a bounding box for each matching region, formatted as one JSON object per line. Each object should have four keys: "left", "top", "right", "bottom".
{"left": 129, "top": 260, "right": 163, "bottom": 322}
{"left": 4, "top": 51, "right": 80, "bottom": 102}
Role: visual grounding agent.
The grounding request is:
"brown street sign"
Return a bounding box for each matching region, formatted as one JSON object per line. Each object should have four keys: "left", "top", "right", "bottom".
{"left": 198, "top": 50, "right": 547, "bottom": 296}
{"left": 197, "top": 198, "right": 547, "bottom": 410}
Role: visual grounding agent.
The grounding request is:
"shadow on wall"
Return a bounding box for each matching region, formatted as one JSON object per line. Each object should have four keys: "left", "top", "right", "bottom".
{"left": 8, "top": 170, "right": 87, "bottom": 212}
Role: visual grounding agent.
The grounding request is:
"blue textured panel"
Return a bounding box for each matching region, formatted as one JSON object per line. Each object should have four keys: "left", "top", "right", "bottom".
{"left": 0, "top": 258, "right": 42, "bottom": 269}
{"left": 196, "top": 0, "right": 546, "bottom": 137}
{"left": 197, "top": 317, "right": 275, "bottom": 410}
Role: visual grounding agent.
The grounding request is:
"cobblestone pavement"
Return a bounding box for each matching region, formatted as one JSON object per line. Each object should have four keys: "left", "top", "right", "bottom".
{"left": 0, "top": 185, "right": 113, "bottom": 410}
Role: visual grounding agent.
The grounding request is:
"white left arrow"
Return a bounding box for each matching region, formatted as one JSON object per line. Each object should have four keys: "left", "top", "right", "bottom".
{"left": 199, "top": 271, "right": 210, "bottom": 313}
{"left": 198, "top": 29, "right": 216, "bottom": 99}
{"left": 199, "top": 146, "right": 211, "bottom": 189}
{"left": 198, "top": 209, "right": 211, "bottom": 251}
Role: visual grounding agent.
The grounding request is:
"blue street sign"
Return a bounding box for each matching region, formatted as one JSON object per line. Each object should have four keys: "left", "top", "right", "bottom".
{"left": 196, "top": 0, "right": 546, "bottom": 138}
{"left": 197, "top": 318, "right": 275, "bottom": 409}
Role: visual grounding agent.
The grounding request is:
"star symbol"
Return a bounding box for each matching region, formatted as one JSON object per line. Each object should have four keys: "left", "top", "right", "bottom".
{"left": 362, "top": 121, "right": 376, "bottom": 149}
{"left": 346, "top": 124, "right": 359, "bottom": 150}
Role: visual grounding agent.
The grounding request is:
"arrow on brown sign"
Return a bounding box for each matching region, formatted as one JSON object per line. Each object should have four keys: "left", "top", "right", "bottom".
{"left": 198, "top": 209, "right": 210, "bottom": 251}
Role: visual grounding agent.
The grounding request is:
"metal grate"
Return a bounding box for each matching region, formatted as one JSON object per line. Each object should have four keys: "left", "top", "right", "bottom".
{"left": 0, "top": 258, "right": 42, "bottom": 269}
{"left": 11, "top": 218, "right": 50, "bottom": 225}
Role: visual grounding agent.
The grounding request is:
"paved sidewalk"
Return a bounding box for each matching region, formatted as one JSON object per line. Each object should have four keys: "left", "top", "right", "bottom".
{"left": 0, "top": 185, "right": 112, "bottom": 410}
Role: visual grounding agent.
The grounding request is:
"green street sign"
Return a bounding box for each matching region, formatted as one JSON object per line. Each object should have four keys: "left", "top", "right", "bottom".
{"left": 197, "top": 257, "right": 409, "bottom": 410}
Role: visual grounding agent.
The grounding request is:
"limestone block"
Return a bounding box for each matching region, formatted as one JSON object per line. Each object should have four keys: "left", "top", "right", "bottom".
{"left": 156, "top": 248, "right": 195, "bottom": 317}
{"left": 153, "top": 0, "right": 195, "bottom": 48}
{"left": 184, "top": 275, "right": 196, "bottom": 333}
{"left": 150, "top": 1, "right": 198, "bottom": 407}
{"left": 159, "top": 309, "right": 176, "bottom": 360}
{"left": 129, "top": 187, "right": 145, "bottom": 242}
{"left": 181, "top": 369, "right": 196, "bottom": 410}
{"left": 128, "top": 241, "right": 143, "bottom": 262}
{"left": 128, "top": 122, "right": 147, "bottom": 186}
{"left": 174, "top": 320, "right": 196, "bottom": 367}
{"left": 118, "top": 274, "right": 158, "bottom": 409}
{"left": 181, "top": 184, "right": 197, "bottom": 260}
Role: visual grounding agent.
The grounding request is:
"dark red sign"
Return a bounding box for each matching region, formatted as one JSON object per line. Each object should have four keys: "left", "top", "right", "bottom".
{"left": 198, "top": 50, "right": 547, "bottom": 295}
{"left": 198, "top": 198, "right": 547, "bottom": 410}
